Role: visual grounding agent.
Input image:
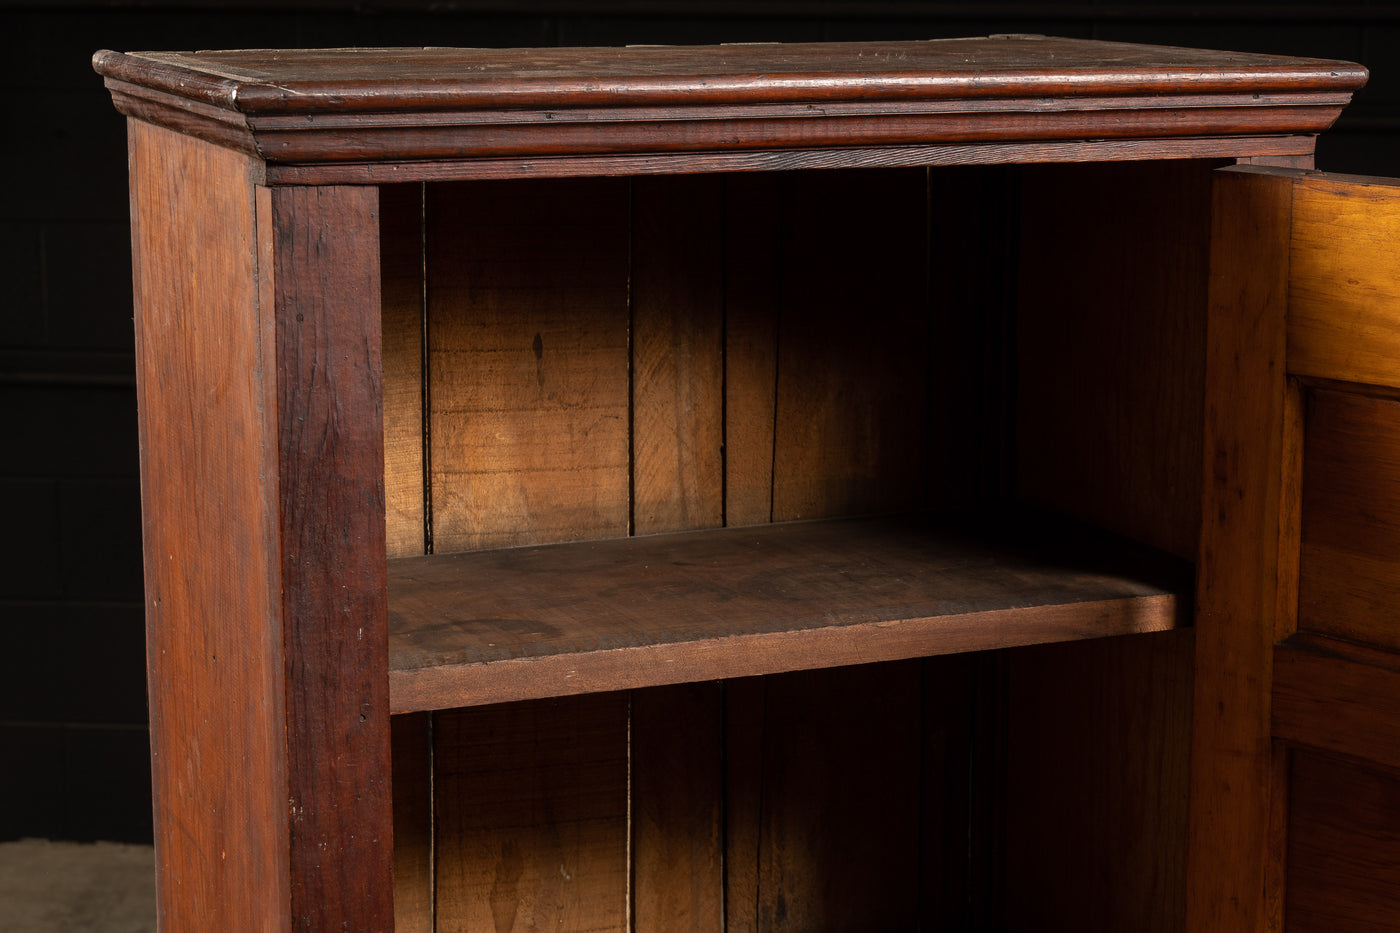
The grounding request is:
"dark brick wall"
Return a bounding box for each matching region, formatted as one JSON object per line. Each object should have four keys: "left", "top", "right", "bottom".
{"left": 1, "top": 1, "right": 1396, "bottom": 844}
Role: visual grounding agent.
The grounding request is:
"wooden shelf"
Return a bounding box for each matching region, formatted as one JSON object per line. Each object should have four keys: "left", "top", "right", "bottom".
{"left": 387, "top": 511, "right": 1191, "bottom": 711}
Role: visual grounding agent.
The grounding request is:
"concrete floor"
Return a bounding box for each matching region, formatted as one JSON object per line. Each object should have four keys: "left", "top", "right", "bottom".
{"left": 0, "top": 840, "right": 156, "bottom": 933}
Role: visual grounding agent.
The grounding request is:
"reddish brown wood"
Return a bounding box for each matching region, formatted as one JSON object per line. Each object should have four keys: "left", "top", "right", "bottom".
{"left": 391, "top": 713, "right": 433, "bottom": 933}
{"left": 1274, "top": 635, "right": 1400, "bottom": 774}
{"left": 1187, "top": 165, "right": 1295, "bottom": 933}
{"left": 386, "top": 513, "right": 1189, "bottom": 711}
{"left": 94, "top": 38, "right": 1364, "bottom": 182}
{"left": 269, "top": 184, "right": 394, "bottom": 931}
{"left": 130, "top": 119, "right": 290, "bottom": 933}
{"left": 1285, "top": 751, "right": 1400, "bottom": 933}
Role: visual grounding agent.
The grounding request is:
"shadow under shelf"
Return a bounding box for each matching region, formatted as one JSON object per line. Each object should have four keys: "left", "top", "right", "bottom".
{"left": 387, "top": 510, "right": 1192, "bottom": 712}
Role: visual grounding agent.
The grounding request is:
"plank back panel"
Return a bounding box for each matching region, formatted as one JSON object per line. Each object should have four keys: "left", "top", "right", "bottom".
{"left": 1285, "top": 751, "right": 1400, "bottom": 933}
{"left": 770, "top": 169, "right": 929, "bottom": 522}
{"left": 1287, "top": 174, "right": 1400, "bottom": 387}
{"left": 130, "top": 120, "right": 291, "bottom": 933}
{"left": 434, "top": 695, "right": 630, "bottom": 932}
{"left": 381, "top": 183, "right": 426, "bottom": 558}
{"left": 427, "top": 178, "right": 631, "bottom": 552}
{"left": 1299, "top": 389, "right": 1400, "bottom": 652}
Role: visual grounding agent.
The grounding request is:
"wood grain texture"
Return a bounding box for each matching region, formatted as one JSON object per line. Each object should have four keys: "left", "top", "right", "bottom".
{"left": 95, "top": 38, "right": 1363, "bottom": 176}
{"left": 722, "top": 677, "right": 766, "bottom": 933}
{"left": 1187, "top": 165, "right": 1294, "bottom": 933}
{"left": 631, "top": 176, "right": 724, "bottom": 536}
{"left": 756, "top": 663, "right": 923, "bottom": 931}
{"left": 391, "top": 713, "right": 433, "bottom": 933}
{"left": 771, "top": 169, "right": 928, "bottom": 522}
{"left": 381, "top": 183, "right": 426, "bottom": 560}
{"left": 1285, "top": 751, "right": 1400, "bottom": 933}
{"left": 722, "top": 174, "right": 781, "bottom": 528}
{"left": 1274, "top": 635, "right": 1400, "bottom": 774}
{"left": 433, "top": 694, "right": 629, "bottom": 932}
{"left": 631, "top": 683, "right": 724, "bottom": 933}
{"left": 427, "top": 179, "right": 631, "bottom": 552}
{"left": 269, "top": 184, "right": 393, "bottom": 931}
{"left": 1299, "top": 388, "right": 1400, "bottom": 651}
{"left": 1288, "top": 173, "right": 1400, "bottom": 387}
{"left": 1004, "top": 630, "right": 1194, "bottom": 933}
{"left": 129, "top": 120, "right": 290, "bottom": 933}
{"left": 387, "top": 512, "right": 1191, "bottom": 711}
{"left": 1016, "top": 159, "right": 1215, "bottom": 561}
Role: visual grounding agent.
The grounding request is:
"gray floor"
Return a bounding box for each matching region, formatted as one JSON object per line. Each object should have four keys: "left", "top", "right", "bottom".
{"left": 0, "top": 840, "right": 156, "bottom": 933}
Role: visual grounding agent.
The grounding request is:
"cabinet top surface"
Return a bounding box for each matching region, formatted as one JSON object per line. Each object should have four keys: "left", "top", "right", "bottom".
{"left": 96, "top": 36, "right": 1363, "bottom": 112}
{"left": 95, "top": 36, "right": 1368, "bottom": 183}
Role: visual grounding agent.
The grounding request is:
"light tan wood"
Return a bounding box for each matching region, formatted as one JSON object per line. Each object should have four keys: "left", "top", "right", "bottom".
{"left": 1187, "top": 165, "right": 1295, "bottom": 933}
{"left": 1298, "top": 388, "right": 1400, "bottom": 652}
{"left": 427, "top": 179, "right": 631, "bottom": 552}
{"left": 1288, "top": 174, "right": 1400, "bottom": 387}
{"left": 631, "top": 176, "right": 725, "bottom": 535}
{"left": 433, "top": 695, "right": 629, "bottom": 932}
{"left": 770, "top": 169, "right": 928, "bottom": 521}
{"left": 381, "top": 183, "right": 426, "bottom": 559}
{"left": 1285, "top": 750, "right": 1400, "bottom": 933}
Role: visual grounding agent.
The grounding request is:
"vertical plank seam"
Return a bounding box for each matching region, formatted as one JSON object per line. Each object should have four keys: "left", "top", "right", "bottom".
{"left": 628, "top": 178, "right": 637, "bottom": 538}
{"left": 766, "top": 178, "right": 785, "bottom": 526}
{"left": 428, "top": 711, "right": 437, "bottom": 933}
{"left": 720, "top": 176, "right": 730, "bottom": 528}
{"left": 420, "top": 181, "right": 434, "bottom": 556}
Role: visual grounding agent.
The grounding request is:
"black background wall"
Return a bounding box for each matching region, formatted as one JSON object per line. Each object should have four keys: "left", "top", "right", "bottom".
{"left": 2, "top": 0, "right": 1397, "bottom": 845}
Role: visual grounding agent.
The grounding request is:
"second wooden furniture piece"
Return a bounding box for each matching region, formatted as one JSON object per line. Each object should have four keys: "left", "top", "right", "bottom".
{"left": 96, "top": 36, "right": 1400, "bottom": 932}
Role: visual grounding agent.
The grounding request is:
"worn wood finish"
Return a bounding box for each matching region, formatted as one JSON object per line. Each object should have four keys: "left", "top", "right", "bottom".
{"left": 771, "top": 169, "right": 928, "bottom": 521}
{"left": 1187, "top": 165, "right": 1294, "bottom": 933}
{"left": 1004, "top": 630, "right": 1194, "bottom": 932}
{"left": 1287, "top": 173, "right": 1400, "bottom": 387}
{"left": 631, "top": 683, "right": 724, "bottom": 933}
{"left": 269, "top": 184, "right": 394, "bottom": 931}
{"left": 722, "top": 174, "right": 782, "bottom": 528}
{"left": 129, "top": 120, "right": 289, "bottom": 933}
{"left": 427, "top": 179, "right": 631, "bottom": 552}
{"left": 722, "top": 677, "right": 767, "bottom": 933}
{"left": 381, "top": 183, "right": 426, "bottom": 559}
{"left": 1016, "top": 159, "right": 1214, "bottom": 560}
{"left": 755, "top": 663, "right": 923, "bottom": 930}
{"left": 1274, "top": 635, "right": 1400, "bottom": 774}
{"left": 94, "top": 39, "right": 1364, "bottom": 181}
{"left": 433, "top": 695, "right": 629, "bottom": 932}
{"left": 388, "top": 512, "right": 1190, "bottom": 711}
{"left": 1298, "top": 389, "right": 1400, "bottom": 651}
{"left": 631, "top": 176, "right": 725, "bottom": 536}
{"left": 391, "top": 712, "right": 433, "bottom": 933}
{"left": 1285, "top": 751, "right": 1400, "bottom": 933}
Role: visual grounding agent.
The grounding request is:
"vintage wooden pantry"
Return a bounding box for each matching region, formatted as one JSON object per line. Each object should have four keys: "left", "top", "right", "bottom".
{"left": 95, "top": 36, "right": 1400, "bottom": 931}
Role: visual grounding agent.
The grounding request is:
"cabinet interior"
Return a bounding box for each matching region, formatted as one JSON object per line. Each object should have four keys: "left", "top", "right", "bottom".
{"left": 377, "top": 159, "right": 1211, "bottom": 931}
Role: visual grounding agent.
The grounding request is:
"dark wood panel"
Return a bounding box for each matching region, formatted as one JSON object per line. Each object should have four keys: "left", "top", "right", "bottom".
{"left": 631, "top": 175, "right": 725, "bottom": 536}
{"left": 723, "top": 174, "right": 781, "bottom": 528}
{"left": 129, "top": 119, "right": 290, "bottom": 932}
{"left": 269, "top": 183, "right": 393, "bottom": 931}
{"left": 1274, "top": 635, "right": 1400, "bottom": 774}
{"left": 381, "top": 182, "right": 426, "bottom": 559}
{"left": 1016, "top": 159, "right": 1215, "bottom": 561}
{"left": 756, "top": 663, "right": 923, "bottom": 930}
{"left": 391, "top": 712, "right": 433, "bottom": 933}
{"left": 433, "top": 694, "right": 629, "bottom": 932}
{"left": 1286, "top": 750, "right": 1400, "bottom": 933}
{"left": 771, "top": 168, "right": 928, "bottom": 522}
{"left": 1299, "top": 388, "right": 1400, "bottom": 652}
{"left": 1003, "top": 630, "right": 1194, "bottom": 933}
{"left": 723, "top": 677, "right": 766, "bottom": 933}
{"left": 917, "top": 653, "right": 981, "bottom": 930}
{"left": 387, "top": 512, "right": 1191, "bottom": 711}
{"left": 426, "top": 178, "right": 631, "bottom": 552}
{"left": 1187, "top": 165, "right": 1296, "bottom": 933}
{"left": 631, "top": 683, "right": 724, "bottom": 933}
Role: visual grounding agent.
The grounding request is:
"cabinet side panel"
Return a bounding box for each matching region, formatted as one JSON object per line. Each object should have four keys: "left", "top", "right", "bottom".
{"left": 771, "top": 169, "right": 929, "bottom": 522}
{"left": 1285, "top": 751, "right": 1400, "bottom": 933}
{"left": 269, "top": 185, "right": 394, "bottom": 931}
{"left": 426, "top": 179, "right": 631, "bottom": 551}
{"left": 129, "top": 121, "right": 290, "bottom": 931}
{"left": 434, "top": 695, "right": 630, "bottom": 932}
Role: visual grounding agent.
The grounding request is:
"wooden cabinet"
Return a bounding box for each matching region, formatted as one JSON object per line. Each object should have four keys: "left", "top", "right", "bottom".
{"left": 94, "top": 37, "right": 1400, "bottom": 932}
